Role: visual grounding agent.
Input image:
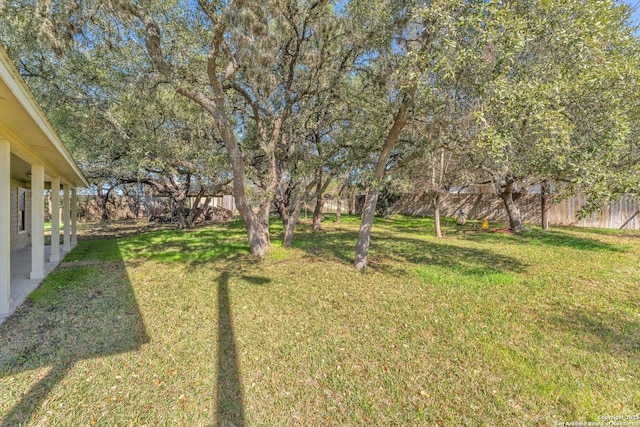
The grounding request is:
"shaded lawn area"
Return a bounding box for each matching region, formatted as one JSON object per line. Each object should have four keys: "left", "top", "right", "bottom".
{"left": 1, "top": 215, "right": 639, "bottom": 425}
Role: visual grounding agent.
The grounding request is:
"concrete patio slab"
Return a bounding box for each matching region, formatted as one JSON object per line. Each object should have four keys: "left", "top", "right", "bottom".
{"left": 0, "top": 244, "right": 75, "bottom": 325}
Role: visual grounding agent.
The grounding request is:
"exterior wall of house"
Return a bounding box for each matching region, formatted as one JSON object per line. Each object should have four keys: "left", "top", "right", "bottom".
{"left": 9, "top": 179, "right": 30, "bottom": 251}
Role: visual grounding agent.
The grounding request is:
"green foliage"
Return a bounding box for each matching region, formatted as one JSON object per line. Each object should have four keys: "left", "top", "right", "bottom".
{"left": 0, "top": 0, "right": 230, "bottom": 215}
{"left": 468, "top": 0, "right": 640, "bottom": 198}
{"left": 1, "top": 0, "right": 639, "bottom": 244}
{"left": 375, "top": 179, "right": 405, "bottom": 217}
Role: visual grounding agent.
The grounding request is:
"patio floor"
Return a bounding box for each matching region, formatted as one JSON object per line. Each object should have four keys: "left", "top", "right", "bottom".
{"left": 0, "top": 244, "right": 75, "bottom": 325}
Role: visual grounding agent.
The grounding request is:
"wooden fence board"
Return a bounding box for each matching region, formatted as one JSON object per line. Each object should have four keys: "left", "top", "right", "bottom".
{"left": 317, "top": 193, "right": 640, "bottom": 230}
{"left": 355, "top": 192, "right": 640, "bottom": 230}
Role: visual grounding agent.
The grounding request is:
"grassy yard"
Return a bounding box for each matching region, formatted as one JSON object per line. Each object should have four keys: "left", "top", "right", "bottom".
{"left": 1, "top": 215, "right": 639, "bottom": 426}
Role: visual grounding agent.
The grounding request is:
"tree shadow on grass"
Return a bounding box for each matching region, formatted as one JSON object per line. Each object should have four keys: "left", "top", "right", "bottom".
{"left": 523, "top": 229, "right": 631, "bottom": 252}
{"left": 368, "top": 232, "right": 527, "bottom": 278}
{"left": 291, "top": 227, "right": 358, "bottom": 265}
{"left": 368, "top": 213, "right": 632, "bottom": 254}
{"left": 68, "top": 225, "right": 251, "bottom": 268}
{"left": 216, "top": 271, "right": 245, "bottom": 427}
{"left": 289, "top": 225, "right": 527, "bottom": 279}
{"left": 548, "top": 308, "right": 640, "bottom": 356}
{"left": 0, "top": 239, "right": 149, "bottom": 426}
{"left": 380, "top": 215, "right": 459, "bottom": 235}
{"left": 461, "top": 228, "right": 629, "bottom": 253}
{"left": 101, "top": 225, "right": 257, "bottom": 425}
{"left": 214, "top": 265, "right": 270, "bottom": 427}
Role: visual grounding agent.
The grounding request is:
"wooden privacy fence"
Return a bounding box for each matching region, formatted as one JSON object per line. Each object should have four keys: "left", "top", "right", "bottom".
{"left": 387, "top": 192, "right": 640, "bottom": 230}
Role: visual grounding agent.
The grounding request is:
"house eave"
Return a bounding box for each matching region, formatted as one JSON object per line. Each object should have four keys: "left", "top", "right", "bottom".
{"left": 0, "top": 44, "right": 89, "bottom": 188}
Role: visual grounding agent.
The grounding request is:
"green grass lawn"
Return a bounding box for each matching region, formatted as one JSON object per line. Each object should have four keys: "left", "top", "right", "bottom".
{"left": 1, "top": 215, "right": 639, "bottom": 426}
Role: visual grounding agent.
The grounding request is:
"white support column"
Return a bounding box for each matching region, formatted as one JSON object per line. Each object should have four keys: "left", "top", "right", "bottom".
{"left": 30, "top": 164, "right": 45, "bottom": 280}
{"left": 50, "top": 177, "right": 61, "bottom": 262}
{"left": 0, "top": 139, "right": 11, "bottom": 314}
{"left": 63, "top": 184, "right": 71, "bottom": 252}
{"left": 71, "top": 188, "right": 78, "bottom": 246}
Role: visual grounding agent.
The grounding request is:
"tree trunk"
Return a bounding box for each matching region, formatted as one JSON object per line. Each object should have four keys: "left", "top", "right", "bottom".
{"left": 348, "top": 196, "right": 355, "bottom": 215}
{"left": 335, "top": 199, "right": 342, "bottom": 223}
{"left": 282, "top": 205, "right": 301, "bottom": 247}
{"left": 131, "top": 4, "right": 279, "bottom": 257}
{"left": 248, "top": 206, "right": 271, "bottom": 257}
{"left": 173, "top": 194, "right": 192, "bottom": 229}
{"left": 354, "top": 93, "right": 414, "bottom": 270}
{"left": 45, "top": 192, "right": 53, "bottom": 223}
{"left": 312, "top": 195, "right": 324, "bottom": 231}
{"left": 433, "top": 191, "right": 442, "bottom": 238}
{"left": 209, "top": 114, "right": 271, "bottom": 257}
{"left": 354, "top": 187, "right": 379, "bottom": 270}
{"left": 97, "top": 187, "right": 111, "bottom": 222}
{"left": 184, "top": 192, "right": 211, "bottom": 229}
{"left": 181, "top": 53, "right": 272, "bottom": 257}
{"left": 541, "top": 180, "right": 550, "bottom": 231}
{"left": 432, "top": 148, "right": 445, "bottom": 238}
{"left": 499, "top": 182, "right": 525, "bottom": 232}
{"left": 311, "top": 169, "right": 334, "bottom": 232}
{"left": 100, "top": 203, "right": 109, "bottom": 221}
{"left": 135, "top": 183, "right": 142, "bottom": 218}
{"left": 275, "top": 196, "right": 300, "bottom": 248}
{"left": 176, "top": 208, "right": 188, "bottom": 229}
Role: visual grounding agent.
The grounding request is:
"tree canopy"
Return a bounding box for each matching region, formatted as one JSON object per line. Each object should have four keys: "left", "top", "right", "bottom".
{"left": 1, "top": 0, "right": 639, "bottom": 267}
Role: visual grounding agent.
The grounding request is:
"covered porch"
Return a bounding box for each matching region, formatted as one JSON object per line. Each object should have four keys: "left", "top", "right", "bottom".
{"left": 0, "top": 244, "right": 75, "bottom": 324}
{"left": 1, "top": 44, "right": 88, "bottom": 321}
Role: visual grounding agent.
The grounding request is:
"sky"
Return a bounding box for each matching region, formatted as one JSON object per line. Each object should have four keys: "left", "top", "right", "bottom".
{"left": 624, "top": 0, "right": 640, "bottom": 28}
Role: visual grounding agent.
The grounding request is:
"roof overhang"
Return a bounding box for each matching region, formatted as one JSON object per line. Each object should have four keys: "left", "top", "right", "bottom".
{"left": 0, "top": 44, "right": 89, "bottom": 188}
